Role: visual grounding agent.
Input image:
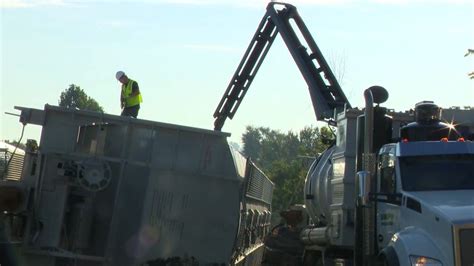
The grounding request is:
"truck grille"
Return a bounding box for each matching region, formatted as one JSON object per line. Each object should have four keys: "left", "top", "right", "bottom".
{"left": 453, "top": 224, "right": 474, "bottom": 266}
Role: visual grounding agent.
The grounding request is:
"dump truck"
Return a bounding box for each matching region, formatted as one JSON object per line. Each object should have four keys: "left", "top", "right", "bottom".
{"left": 0, "top": 105, "right": 274, "bottom": 266}
{"left": 301, "top": 94, "right": 474, "bottom": 266}
{"left": 213, "top": 2, "right": 474, "bottom": 266}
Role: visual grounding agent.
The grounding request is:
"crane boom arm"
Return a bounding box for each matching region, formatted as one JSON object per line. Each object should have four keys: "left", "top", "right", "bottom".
{"left": 213, "top": 2, "right": 351, "bottom": 131}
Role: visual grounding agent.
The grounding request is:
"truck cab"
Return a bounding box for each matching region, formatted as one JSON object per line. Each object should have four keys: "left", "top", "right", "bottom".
{"left": 302, "top": 95, "right": 474, "bottom": 266}
{"left": 375, "top": 140, "right": 474, "bottom": 266}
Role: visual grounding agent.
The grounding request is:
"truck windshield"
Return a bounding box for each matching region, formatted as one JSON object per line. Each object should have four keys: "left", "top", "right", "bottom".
{"left": 400, "top": 154, "right": 474, "bottom": 191}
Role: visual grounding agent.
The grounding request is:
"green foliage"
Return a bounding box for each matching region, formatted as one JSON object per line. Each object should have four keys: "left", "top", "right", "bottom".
{"left": 59, "top": 84, "right": 104, "bottom": 112}
{"left": 241, "top": 126, "right": 335, "bottom": 217}
{"left": 268, "top": 160, "right": 307, "bottom": 216}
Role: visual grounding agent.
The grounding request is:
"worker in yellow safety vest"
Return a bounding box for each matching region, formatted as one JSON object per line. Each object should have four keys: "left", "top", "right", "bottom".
{"left": 116, "top": 71, "right": 143, "bottom": 118}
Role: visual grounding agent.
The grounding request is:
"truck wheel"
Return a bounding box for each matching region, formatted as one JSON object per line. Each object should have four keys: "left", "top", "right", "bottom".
{"left": 316, "top": 258, "right": 323, "bottom": 266}
{"left": 303, "top": 251, "right": 323, "bottom": 266}
{"left": 380, "top": 257, "right": 389, "bottom": 266}
{"left": 377, "top": 247, "right": 400, "bottom": 266}
{"left": 377, "top": 256, "right": 394, "bottom": 266}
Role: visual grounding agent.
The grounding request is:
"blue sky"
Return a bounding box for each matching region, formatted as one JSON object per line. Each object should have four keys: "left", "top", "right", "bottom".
{"left": 1, "top": 0, "right": 473, "bottom": 145}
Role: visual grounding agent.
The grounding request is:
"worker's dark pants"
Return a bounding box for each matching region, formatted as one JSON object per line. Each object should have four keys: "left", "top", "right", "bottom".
{"left": 121, "top": 105, "right": 140, "bottom": 118}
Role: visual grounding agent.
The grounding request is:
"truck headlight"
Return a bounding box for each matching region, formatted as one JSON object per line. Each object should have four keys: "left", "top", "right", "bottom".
{"left": 409, "top": 255, "right": 442, "bottom": 266}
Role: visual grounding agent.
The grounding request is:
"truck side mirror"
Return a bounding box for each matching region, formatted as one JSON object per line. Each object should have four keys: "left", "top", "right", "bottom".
{"left": 356, "top": 171, "right": 371, "bottom": 207}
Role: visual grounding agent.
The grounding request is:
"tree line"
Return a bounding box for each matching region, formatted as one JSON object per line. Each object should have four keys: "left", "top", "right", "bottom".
{"left": 241, "top": 125, "right": 335, "bottom": 222}
{"left": 59, "top": 84, "right": 104, "bottom": 112}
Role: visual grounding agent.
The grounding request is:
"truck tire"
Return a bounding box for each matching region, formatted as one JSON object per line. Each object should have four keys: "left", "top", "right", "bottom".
{"left": 378, "top": 247, "right": 400, "bottom": 266}
{"left": 303, "top": 251, "right": 323, "bottom": 266}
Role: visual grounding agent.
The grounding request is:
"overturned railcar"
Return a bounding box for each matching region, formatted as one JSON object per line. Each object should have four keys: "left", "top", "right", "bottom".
{"left": 0, "top": 105, "right": 273, "bottom": 266}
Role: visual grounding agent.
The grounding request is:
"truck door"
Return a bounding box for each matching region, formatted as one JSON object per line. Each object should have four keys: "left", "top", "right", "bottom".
{"left": 375, "top": 150, "right": 401, "bottom": 250}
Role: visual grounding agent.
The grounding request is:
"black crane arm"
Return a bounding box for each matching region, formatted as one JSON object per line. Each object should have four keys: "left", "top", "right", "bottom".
{"left": 213, "top": 2, "right": 351, "bottom": 131}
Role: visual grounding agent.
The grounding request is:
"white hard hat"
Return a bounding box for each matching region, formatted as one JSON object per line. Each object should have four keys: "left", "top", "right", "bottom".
{"left": 116, "top": 71, "right": 125, "bottom": 80}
